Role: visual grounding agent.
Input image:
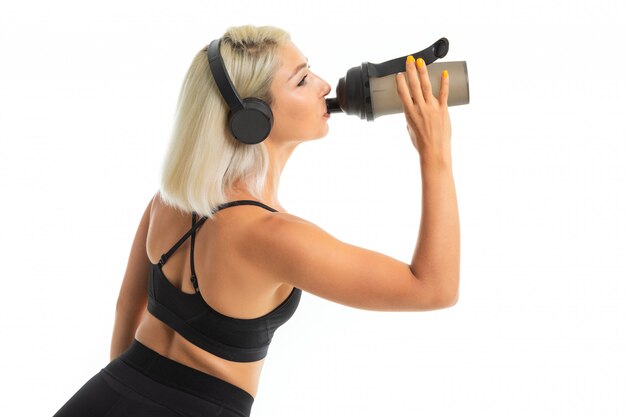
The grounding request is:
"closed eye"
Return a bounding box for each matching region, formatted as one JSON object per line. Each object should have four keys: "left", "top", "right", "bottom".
{"left": 297, "top": 65, "right": 311, "bottom": 87}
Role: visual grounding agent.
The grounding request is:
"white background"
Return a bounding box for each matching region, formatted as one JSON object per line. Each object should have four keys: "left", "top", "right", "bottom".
{"left": 1, "top": 0, "right": 625, "bottom": 416}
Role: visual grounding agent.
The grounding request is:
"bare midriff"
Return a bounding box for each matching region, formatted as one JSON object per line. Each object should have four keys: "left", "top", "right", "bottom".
{"left": 134, "top": 313, "right": 265, "bottom": 398}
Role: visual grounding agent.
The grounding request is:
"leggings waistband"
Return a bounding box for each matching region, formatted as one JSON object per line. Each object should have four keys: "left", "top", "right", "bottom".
{"left": 106, "top": 338, "right": 254, "bottom": 416}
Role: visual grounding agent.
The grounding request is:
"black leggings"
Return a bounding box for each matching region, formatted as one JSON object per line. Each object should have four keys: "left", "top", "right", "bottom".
{"left": 52, "top": 339, "right": 254, "bottom": 417}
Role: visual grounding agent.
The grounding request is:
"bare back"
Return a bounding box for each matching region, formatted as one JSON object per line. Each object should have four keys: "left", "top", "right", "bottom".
{"left": 134, "top": 195, "right": 294, "bottom": 399}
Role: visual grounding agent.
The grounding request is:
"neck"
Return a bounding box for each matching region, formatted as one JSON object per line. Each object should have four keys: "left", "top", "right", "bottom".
{"left": 228, "top": 139, "right": 297, "bottom": 209}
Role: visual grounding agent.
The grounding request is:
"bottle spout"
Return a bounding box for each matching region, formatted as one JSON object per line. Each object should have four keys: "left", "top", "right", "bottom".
{"left": 325, "top": 98, "right": 343, "bottom": 113}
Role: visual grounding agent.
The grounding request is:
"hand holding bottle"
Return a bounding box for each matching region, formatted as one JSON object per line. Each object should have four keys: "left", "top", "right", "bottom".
{"left": 396, "top": 56, "right": 452, "bottom": 163}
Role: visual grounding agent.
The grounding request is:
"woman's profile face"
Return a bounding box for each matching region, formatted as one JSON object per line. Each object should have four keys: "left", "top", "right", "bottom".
{"left": 267, "top": 40, "right": 332, "bottom": 144}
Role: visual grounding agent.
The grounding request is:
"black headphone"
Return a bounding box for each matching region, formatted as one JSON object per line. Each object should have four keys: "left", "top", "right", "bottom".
{"left": 206, "top": 38, "right": 274, "bottom": 145}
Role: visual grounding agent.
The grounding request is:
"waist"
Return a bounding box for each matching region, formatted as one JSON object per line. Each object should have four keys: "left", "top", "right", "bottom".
{"left": 108, "top": 338, "right": 254, "bottom": 416}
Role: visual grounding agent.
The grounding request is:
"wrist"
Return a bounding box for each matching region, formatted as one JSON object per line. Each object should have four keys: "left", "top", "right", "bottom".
{"left": 419, "top": 152, "right": 453, "bottom": 171}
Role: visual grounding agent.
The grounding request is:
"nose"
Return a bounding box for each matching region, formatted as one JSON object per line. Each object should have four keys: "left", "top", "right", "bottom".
{"left": 321, "top": 79, "right": 331, "bottom": 97}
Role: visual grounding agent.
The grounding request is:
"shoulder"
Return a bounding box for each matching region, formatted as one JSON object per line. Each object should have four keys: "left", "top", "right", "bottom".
{"left": 239, "top": 211, "right": 330, "bottom": 276}
{"left": 249, "top": 210, "right": 320, "bottom": 238}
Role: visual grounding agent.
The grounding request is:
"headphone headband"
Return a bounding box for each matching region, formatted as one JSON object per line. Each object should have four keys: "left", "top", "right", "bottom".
{"left": 207, "top": 39, "right": 243, "bottom": 113}
{"left": 206, "top": 37, "right": 274, "bottom": 145}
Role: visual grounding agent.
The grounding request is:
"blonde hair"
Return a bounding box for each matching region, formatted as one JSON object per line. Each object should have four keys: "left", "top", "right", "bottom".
{"left": 158, "top": 25, "right": 291, "bottom": 219}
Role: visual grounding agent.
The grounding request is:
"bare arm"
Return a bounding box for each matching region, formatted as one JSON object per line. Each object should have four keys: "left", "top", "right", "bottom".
{"left": 243, "top": 183, "right": 459, "bottom": 312}
{"left": 402, "top": 55, "right": 459, "bottom": 304}
{"left": 412, "top": 157, "right": 460, "bottom": 305}
{"left": 110, "top": 194, "right": 155, "bottom": 360}
{"left": 242, "top": 56, "right": 459, "bottom": 311}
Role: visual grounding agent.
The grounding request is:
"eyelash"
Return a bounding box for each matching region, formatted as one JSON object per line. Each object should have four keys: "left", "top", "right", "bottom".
{"left": 297, "top": 65, "right": 311, "bottom": 87}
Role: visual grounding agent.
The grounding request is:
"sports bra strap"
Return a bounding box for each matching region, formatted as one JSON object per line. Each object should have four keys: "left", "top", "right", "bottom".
{"left": 158, "top": 215, "right": 207, "bottom": 267}
{"left": 189, "top": 212, "right": 200, "bottom": 293}
{"left": 158, "top": 200, "right": 278, "bottom": 268}
{"left": 216, "top": 199, "right": 279, "bottom": 212}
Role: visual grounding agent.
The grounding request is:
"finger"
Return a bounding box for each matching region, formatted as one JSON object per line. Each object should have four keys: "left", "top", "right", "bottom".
{"left": 438, "top": 69, "right": 450, "bottom": 108}
{"left": 406, "top": 55, "right": 425, "bottom": 108}
{"left": 416, "top": 58, "right": 433, "bottom": 102}
{"left": 395, "top": 72, "right": 413, "bottom": 111}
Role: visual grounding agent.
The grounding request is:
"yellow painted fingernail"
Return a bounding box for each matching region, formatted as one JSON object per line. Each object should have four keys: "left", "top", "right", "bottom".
{"left": 443, "top": 70, "right": 449, "bottom": 79}
{"left": 417, "top": 58, "right": 425, "bottom": 68}
{"left": 406, "top": 55, "right": 415, "bottom": 64}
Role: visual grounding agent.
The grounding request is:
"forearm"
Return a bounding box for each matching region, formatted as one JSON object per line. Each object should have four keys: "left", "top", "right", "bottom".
{"left": 110, "top": 300, "right": 146, "bottom": 361}
{"left": 411, "top": 155, "right": 460, "bottom": 304}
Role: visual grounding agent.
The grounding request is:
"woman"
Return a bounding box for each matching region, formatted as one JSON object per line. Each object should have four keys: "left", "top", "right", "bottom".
{"left": 53, "top": 24, "right": 459, "bottom": 417}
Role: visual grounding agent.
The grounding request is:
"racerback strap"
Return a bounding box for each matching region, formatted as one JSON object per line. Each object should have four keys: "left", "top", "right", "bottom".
{"left": 157, "top": 200, "right": 279, "bottom": 283}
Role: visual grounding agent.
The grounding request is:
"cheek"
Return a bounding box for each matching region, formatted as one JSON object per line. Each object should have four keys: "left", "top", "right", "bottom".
{"left": 275, "top": 96, "right": 312, "bottom": 126}
{"left": 287, "top": 95, "right": 310, "bottom": 115}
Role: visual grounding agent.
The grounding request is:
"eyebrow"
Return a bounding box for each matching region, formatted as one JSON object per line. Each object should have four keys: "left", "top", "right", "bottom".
{"left": 288, "top": 58, "right": 309, "bottom": 81}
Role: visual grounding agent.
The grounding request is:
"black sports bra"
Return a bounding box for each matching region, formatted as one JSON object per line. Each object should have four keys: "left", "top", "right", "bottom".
{"left": 146, "top": 200, "right": 302, "bottom": 362}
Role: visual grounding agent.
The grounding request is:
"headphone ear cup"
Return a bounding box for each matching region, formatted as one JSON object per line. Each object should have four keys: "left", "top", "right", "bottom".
{"left": 229, "top": 98, "right": 274, "bottom": 145}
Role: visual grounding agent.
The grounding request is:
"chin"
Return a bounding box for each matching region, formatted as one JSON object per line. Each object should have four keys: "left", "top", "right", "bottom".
{"left": 310, "top": 130, "right": 329, "bottom": 141}
{"left": 316, "top": 123, "right": 330, "bottom": 139}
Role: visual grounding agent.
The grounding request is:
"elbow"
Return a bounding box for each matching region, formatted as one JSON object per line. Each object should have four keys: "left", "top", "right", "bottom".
{"left": 115, "top": 297, "right": 129, "bottom": 313}
{"left": 444, "top": 290, "right": 459, "bottom": 307}
{"left": 412, "top": 273, "right": 460, "bottom": 311}
{"left": 434, "top": 292, "right": 458, "bottom": 309}
{"left": 115, "top": 296, "right": 145, "bottom": 314}
{"left": 443, "top": 284, "right": 460, "bottom": 307}
{"left": 436, "top": 280, "right": 460, "bottom": 308}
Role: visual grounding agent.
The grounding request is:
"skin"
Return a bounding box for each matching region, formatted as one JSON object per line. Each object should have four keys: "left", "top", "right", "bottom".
{"left": 229, "top": 39, "right": 332, "bottom": 207}
{"left": 112, "top": 40, "right": 333, "bottom": 399}
{"left": 113, "top": 44, "right": 459, "bottom": 402}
